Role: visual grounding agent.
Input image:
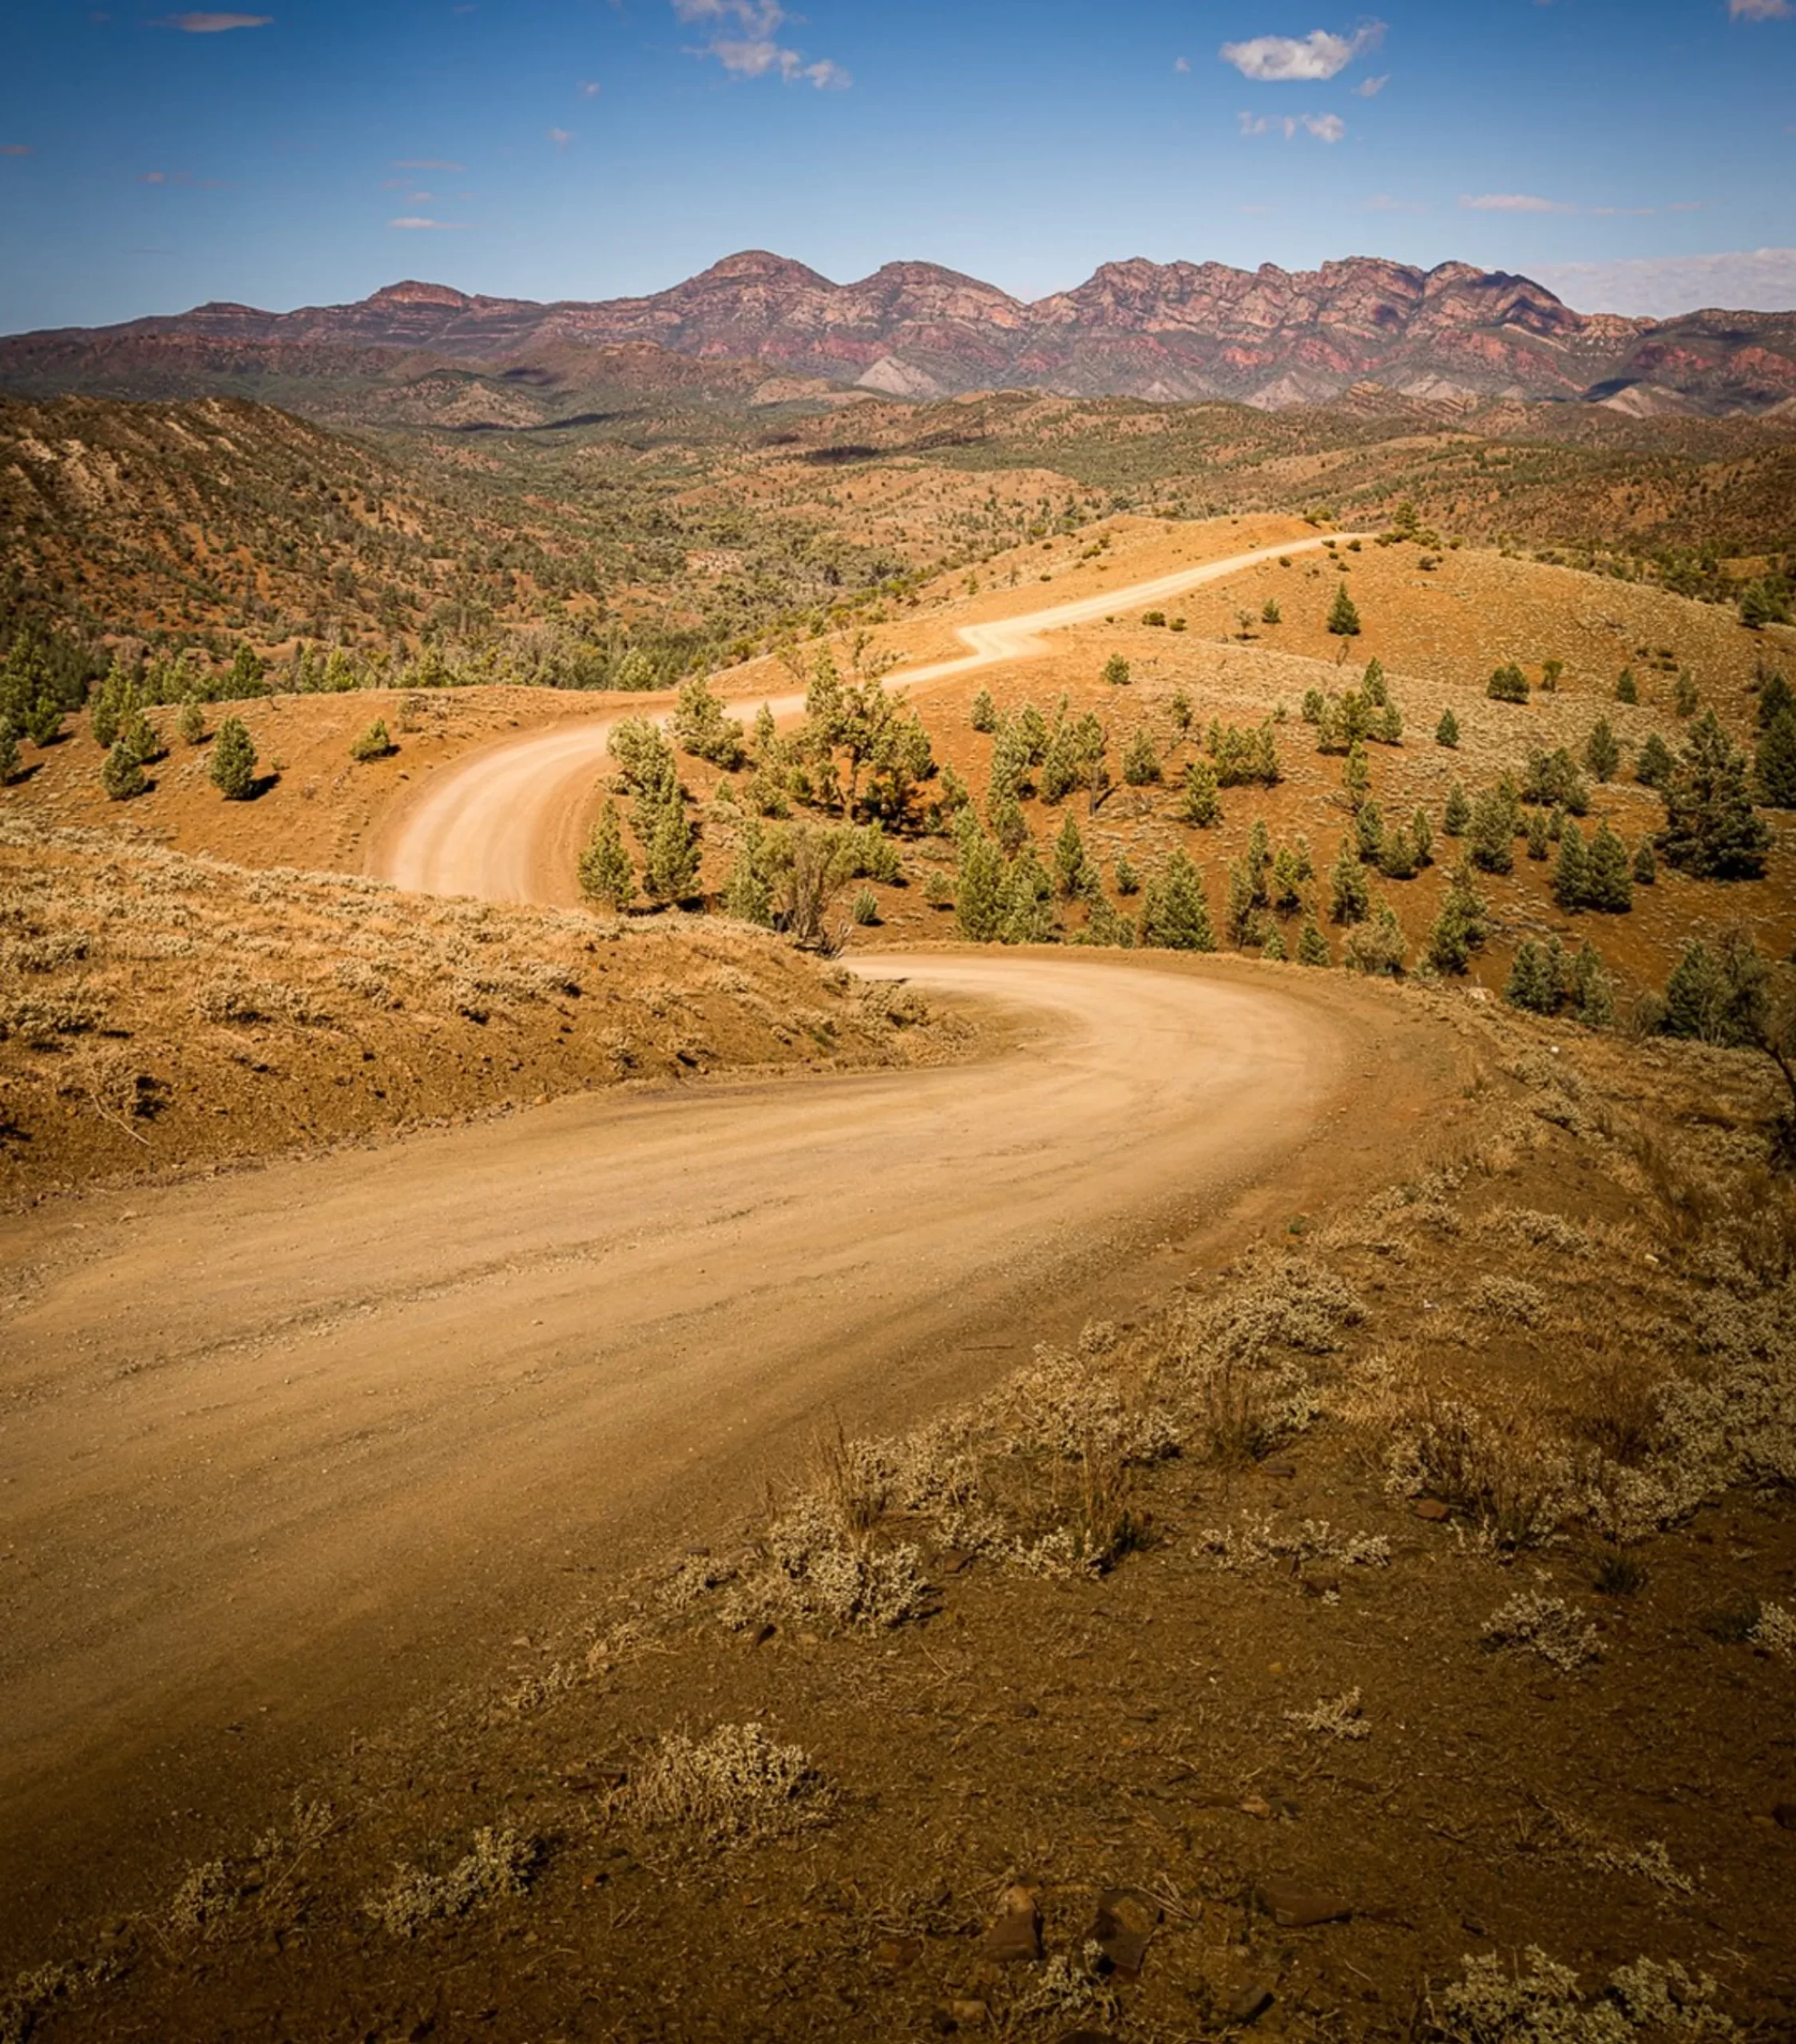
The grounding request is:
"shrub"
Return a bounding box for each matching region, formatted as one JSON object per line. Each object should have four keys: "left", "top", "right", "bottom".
{"left": 1632, "top": 838, "right": 1655, "bottom": 885}
{"left": 1520, "top": 747, "right": 1588, "bottom": 814}
{"left": 1261, "top": 597, "right": 1281, "bottom": 624}
{"left": 177, "top": 694, "right": 206, "bottom": 746}
{"left": 1436, "top": 707, "right": 1460, "bottom": 748}
{"left": 1482, "top": 1591, "right": 1602, "bottom": 1670}
{"left": 1487, "top": 664, "right": 1529, "bottom": 703}
{"left": 1326, "top": 584, "right": 1362, "bottom": 636}
{"left": 621, "top": 1724, "right": 830, "bottom": 1845}
{"left": 1103, "top": 653, "right": 1131, "bottom": 687}
{"left": 1210, "top": 719, "right": 1280, "bottom": 787}
{"left": 349, "top": 719, "right": 395, "bottom": 763}
{"left": 1342, "top": 904, "right": 1405, "bottom": 976}
{"left": 673, "top": 674, "right": 745, "bottom": 768}
{"left": 850, "top": 886, "right": 879, "bottom": 926}
{"left": 1616, "top": 666, "right": 1639, "bottom": 704}
{"left": 209, "top": 715, "right": 258, "bottom": 800}
{"left": 1675, "top": 670, "right": 1699, "bottom": 717}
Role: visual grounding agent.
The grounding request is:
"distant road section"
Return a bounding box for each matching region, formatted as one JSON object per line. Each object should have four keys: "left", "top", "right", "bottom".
{"left": 372, "top": 533, "right": 1355, "bottom": 905}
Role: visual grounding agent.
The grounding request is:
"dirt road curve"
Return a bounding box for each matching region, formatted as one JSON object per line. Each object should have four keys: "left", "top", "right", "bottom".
{"left": 371, "top": 534, "right": 1358, "bottom": 905}
{"left": 0, "top": 952, "right": 1428, "bottom": 1954}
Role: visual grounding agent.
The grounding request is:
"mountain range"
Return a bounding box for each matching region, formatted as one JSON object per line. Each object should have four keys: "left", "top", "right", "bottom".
{"left": 5, "top": 250, "right": 1796, "bottom": 418}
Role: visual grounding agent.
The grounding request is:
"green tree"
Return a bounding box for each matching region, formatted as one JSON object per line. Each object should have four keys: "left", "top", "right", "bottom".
{"left": 1362, "top": 657, "right": 1388, "bottom": 707}
{"left": 1615, "top": 667, "right": 1639, "bottom": 705}
{"left": 578, "top": 802, "right": 637, "bottom": 911}
{"left": 1138, "top": 848, "right": 1216, "bottom": 951}
{"left": 1505, "top": 939, "right": 1561, "bottom": 1016}
{"left": 1675, "top": 671, "right": 1699, "bottom": 718}
{"left": 1053, "top": 811, "right": 1094, "bottom": 900}
{"left": 644, "top": 798, "right": 700, "bottom": 903}
{"left": 955, "top": 829, "right": 1008, "bottom": 942}
{"left": 1741, "top": 581, "right": 1792, "bottom": 630}
{"left": 989, "top": 795, "right": 1028, "bottom": 856}
{"left": 1659, "top": 709, "right": 1773, "bottom": 879}
{"left": 1570, "top": 942, "right": 1615, "bottom": 1029}
{"left": 1552, "top": 822, "right": 1589, "bottom": 909}
{"left": 1354, "top": 800, "right": 1384, "bottom": 864}
{"left": 1103, "top": 653, "right": 1132, "bottom": 687}
{"left": 1436, "top": 707, "right": 1461, "bottom": 749}
{"left": 1328, "top": 842, "right": 1371, "bottom": 925}
{"left": 1296, "top": 917, "right": 1331, "bottom": 967}
{"left": 673, "top": 674, "right": 745, "bottom": 769}
{"left": 1343, "top": 903, "right": 1405, "bottom": 977}
{"left": 1168, "top": 688, "right": 1193, "bottom": 733}
{"left": 1425, "top": 863, "right": 1489, "bottom": 976}
{"left": 177, "top": 694, "right": 206, "bottom": 746}
{"left": 1635, "top": 732, "right": 1675, "bottom": 790}
{"left": 1326, "top": 584, "right": 1362, "bottom": 637}
{"left": 969, "top": 686, "right": 997, "bottom": 733}
{"left": 1526, "top": 809, "right": 1551, "bottom": 861}
{"left": 1261, "top": 598, "right": 1282, "bottom": 626}
{"left": 209, "top": 715, "right": 257, "bottom": 800}
{"left": 1758, "top": 668, "right": 1794, "bottom": 729}
{"left": 1378, "top": 821, "right": 1417, "bottom": 880}
{"left": 1122, "top": 727, "right": 1161, "bottom": 785}
{"left": 1444, "top": 782, "right": 1470, "bottom": 836}
{"left": 1661, "top": 937, "right": 1767, "bottom": 1046}
{"left": 1113, "top": 852, "right": 1140, "bottom": 896}
{"left": 1342, "top": 739, "right": 1371, "bottom": 810}
{"left": 23, "top": 696, "right": 63, "bottom": 747}
{"left": 1632, "top": 839, "right": 1656, "bottom": 885}
{"left": 101, "top": 739, "right": 147, "bottom": 802}
{"left": 229, "top": 643, "right": 265, "bottom": 696}
{"left": 1262, "top": 923, "right": 1288, "bottom": 961}
{"left": 1584, "top": 717, "right": 1620, "bottom": 783}
{"left": 1584, "top": 822, "right": 1633, "bottom": 912}
{"left": 1469, "top": 789, "right": 1516, "bottom": 874}
{"left": 1180, "top": 755, "right": 1222, "bottom": 826}
{"left": 1001, "top": 846, "right": 1054, "bottom": 945}
{"left": 1411, "top": 806, "right": 1434, "bottom": 868}
{"left": 1756, "top": 707, "right": 1796, "bottom": 809}
{"left": 1486, "top": 664, "right": 1528, "bottom": 704}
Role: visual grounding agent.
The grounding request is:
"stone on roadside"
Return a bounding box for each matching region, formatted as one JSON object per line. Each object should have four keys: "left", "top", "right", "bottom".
{"left": 1254, "top": 1881, "right": 1351, "bottom": 1928}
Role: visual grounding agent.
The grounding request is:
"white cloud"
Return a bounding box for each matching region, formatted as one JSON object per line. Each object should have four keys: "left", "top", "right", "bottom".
{"left": 1532, "top": 248, "right": 1796, "bottom": 318}
{"left": 1174, "top": 54, "right": 1191, "bottom": 72}
{"left": 1730, "top": 0, "right": 1790, "bottom": 19}
{"left": 389, "top": 216, "right": 470, "bottom": 230}
{"left": 1220, "top": 22, "right": 1384, "bottom": 82}
{"left": 547, "top": 125, "right": 572, "bottom": 147}
{"left": 577, "top": 79, "right": 601, "bottom": 96}
{"left": 672, "top": 0, "right": 849, "bottom": 84}
{"left": 1461, "top": 192, "right": 1573, "bottom": 212}
{"left": 1354, "top": 72, "right": 1388, "bottom": 96}
{"left": 153, "top": 10, "right": 271, "bottom": 28}
{"left": 1239, "top": 109, "right": 1346, "bottom": 142}
{"left": 394, "top": 158, "right": 462, "bottom": 170}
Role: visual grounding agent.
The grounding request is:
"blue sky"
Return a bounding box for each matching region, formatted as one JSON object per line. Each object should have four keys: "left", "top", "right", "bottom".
{"left": 1, "top": 0, "right": 1792, "bottom": 332}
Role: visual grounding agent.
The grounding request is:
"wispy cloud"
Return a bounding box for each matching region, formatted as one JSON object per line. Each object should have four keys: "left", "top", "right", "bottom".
{"left": 1220, "top": 22, "right": 1384, "bottom": 82}
{"left": 577, "top": 79, "right": 601, "bottom": 96}
{"left": 389, "top": 215, "right": 470, "bottom": 230}
{"left": 1532, "top": 248, "right": 1796, "bottom": 317}
{"left": 547, "top": 125, "right": 572, "bottom": 147}
{"left": 1729, "top": 0, "right": 1790, "bottom": 19}
{"left": 1239, "top": 109, "right": 1346, "bottom": 142}
{"left": 394, "top": 158, "right": 462, "bottom": 170}
{"left": 1354, "top": 73, "right": 1388, "bottom": 97}
{"left": 672, "top": 0, "right": 850, "bottom": 87}
{"left": 1, "top": 144, "right": 31, "bottom": 156}
{"left": 1366, "top": 192, "right": 1425, "bottom": 212}
{"left": 1173, "top": 54, "right": 1191, "bottom": 73}
{"left": 153, "top": 10, "right": 272, "bottom": 29}
{"left": 1461, "top": 192, "right": 1573, "bottom": 212}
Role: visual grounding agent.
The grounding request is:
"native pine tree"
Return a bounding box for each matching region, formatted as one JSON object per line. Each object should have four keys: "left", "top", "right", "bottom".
{"left": 210, "top": 716, "right": 257, "bottom": 799}
{"left": 955, "top": 829, "right": 1008, "bottom": 942}
{"left": 1552, "top": 822, "right": 1589, "bottom": 909}
{"left": 1103, "top": 654, "right": 1132, "bottom": 687}
{"left": 579, "top": 802, "right": 637, "bottom": 910}
{"left": 1261, "top": 598, "right": 1282, "bottom": 626}
{"left": 644, "top": 798, "right": 700, "bottom": 903}
{"left": 1001, "top": 846, "right": 1054, "bottom": 944}
{"left": 1436, "top": 707, "right": 1461, "bottom": 749}
{"left": 101, "top": 739, "right": 147, "bottom": 802}
{"left": 1675, "top": 671, "right": 1699, "bottom": 718}
{"left": 1262, "top": 923, "right": 1288, "bottom": 961}
{"left": 969, "top": 687, "right": 997, "bottom": 733}
{"left": 1659, "top": 709, "right": 1773, "bottom": 878}
{"left": 1113, "top": 853, "right": 1140, "bottom": 896}
{"left": 1505, "top": 938, "right": 1562, "bottom": 1016}
{"left": 1411, "top": 806, "right": 1433, "bottom": 868}
{"left": 1758, "top": 667, "right": 1794, "bottom": 729}
{"left": 1180, "top": 755, "right": 1222, "bottom": 826}
{"left": 1378, "top": 821, "right": 1417, "bottom": 880}
{"left": 1584, "top": 821, "right": 1633, "bottom": 912}
{"left": 1584, "top": 718, "right": 1621, "bottom": 783}
{"left": 1635, "top": 732, "right": 1675, "bottom": 790}
{"left": 1425, "top": 863, "right": 1489, "bottom": 976}
{"left": 1327, "top": 584, "right": 1362, "bottom": 637}
{"left": 1616, "top": 667, "right": 1639, "bottom": 705}
{"left": 1138, "top": 848, "right": 1216, "bottom": 952}
{"left": 177, "top": 694, "right": 206, "bottom": 746}
{"left": 1632, "top": 839, "right": 1656, "bottom": 885}
{"left": 1296, "top": 917, "right": 1331, "bottom": 967}
{"left": 0, "top": 719, "right": 16, "bottom": 785}
{"left": 1469, "top": 790, "right": 1516, "bottom": 875}
{"left": 1122, "top": 727, "right": 1161, "bottom": 786}
{"left": 1756, "top": 707, "right": 1796, "bottom": 808}
{"left": 1342, "top": 739, "right": 1371, "bottom": 810}
{"left": 1328, "top": 842, "right": 1371, "bottom": 925}
{"left": 1444, "top": 782, "right": 1470, "bottom": 836}
{"left": 1526, "top": 809, "right": 1552, "bottom": 861}
{"left": 1053, "top": 811, "right": 1093, "bottom": 899}
{"left": 1487, "top": 664, "right": 1529, "bottom": 704}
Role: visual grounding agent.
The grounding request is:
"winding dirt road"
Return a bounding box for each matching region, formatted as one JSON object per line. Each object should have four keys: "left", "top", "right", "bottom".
{"left": 371, "top": 533, "right": 1357, "bottom": 905}
{"left": 0, "top": 529, "right": 1432, "bottom": 1960}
